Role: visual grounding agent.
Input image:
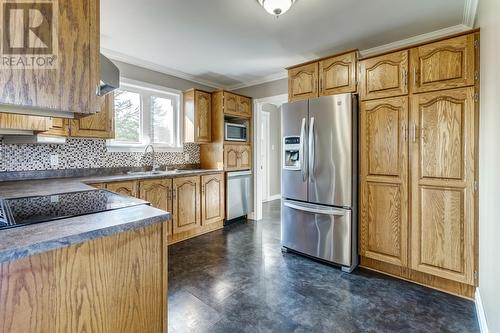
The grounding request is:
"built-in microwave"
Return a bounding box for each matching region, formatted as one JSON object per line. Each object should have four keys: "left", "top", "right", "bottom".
{"left": 225, "top": 122, "right": 248, "bottom": 142}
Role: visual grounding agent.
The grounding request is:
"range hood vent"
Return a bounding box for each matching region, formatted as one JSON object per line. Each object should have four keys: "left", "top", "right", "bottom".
{"left": 1, "top": 134, "right": 66, "bottom": 145}
{"left": 99, "top": 55, "right": 120, "bottom": 96}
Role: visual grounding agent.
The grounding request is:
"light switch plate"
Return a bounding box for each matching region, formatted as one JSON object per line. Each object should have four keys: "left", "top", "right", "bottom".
{"left": 184, "top": 153, "right": 190, "bottom": 162}
{"left": 50, "top": 153, "right": 59, "bottom": 168}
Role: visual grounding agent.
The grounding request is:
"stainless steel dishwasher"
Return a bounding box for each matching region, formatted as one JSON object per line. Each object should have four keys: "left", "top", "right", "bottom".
{"left": 226, "top": 171, "right": 253, "bottom": 221}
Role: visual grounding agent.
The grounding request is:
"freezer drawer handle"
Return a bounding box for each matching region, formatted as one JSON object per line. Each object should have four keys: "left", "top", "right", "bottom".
{"left": 284, "top": 202, "right": 346, "bottom": 216}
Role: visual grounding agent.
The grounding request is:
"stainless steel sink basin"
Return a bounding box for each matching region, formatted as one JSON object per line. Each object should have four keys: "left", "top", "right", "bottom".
{"left": 126, "top": 171, "right": 165, "bottom": 176}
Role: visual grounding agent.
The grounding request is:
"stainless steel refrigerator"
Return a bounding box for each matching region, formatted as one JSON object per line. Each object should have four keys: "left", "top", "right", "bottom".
{"left": 281, "top": 93, "right": 358, "bottom": 272}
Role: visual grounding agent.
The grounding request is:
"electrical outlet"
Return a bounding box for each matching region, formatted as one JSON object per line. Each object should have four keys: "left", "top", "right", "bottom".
{"left": 184, "top": 153, "right": 190, "bottom": 162}
{"left": 50, "top": 154, "right": 59, "bottom": 168}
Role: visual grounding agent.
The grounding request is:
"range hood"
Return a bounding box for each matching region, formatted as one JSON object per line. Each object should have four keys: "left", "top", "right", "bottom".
{"left": 99, "top": 54, "right": 120, "bottom": 96}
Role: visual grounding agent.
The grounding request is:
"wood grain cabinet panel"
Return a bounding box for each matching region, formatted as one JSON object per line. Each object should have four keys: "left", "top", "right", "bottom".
{"left": 360, "top": 51, "right": 409, "bottom": 101}
{"left": 172, "top": 176, "right": 201, "bottom": 234}
{"left": 319, "top": 51, "right": 358, "bottom": 96}
{"left": 238, "top": 145, "right": 252, "bottom": 170}
{"left": 0, "top": 224, "right": 167, "bottom": 333}
{"left": 106, "top": 181, "right": 138, "bottom": 198}
{"left": 184, "top": 89, "right": 211, "bottom": 143}
{"left": 0, "top": 0, "right": 100, "bottom": 115}
{"left": 224, "top": 145, "right": 240, "bottom": 171}
{"left": 70, "top": 93, "right": 114, "bottom": 138}
{"left": 224, "top": 92, "right": 239, "bottom": 115}
{"left": 410, "top": 87, "right": 475, "bottom": 285}
{"left": 238, "top": 96, "right": 252, "bottom": 118}
{"left": 0, "top": 113, "right": 52, "bottom": 132}
{"left": 201, "top": 174, "right": 225, "bottom": 226}
{"left": 140, "top": 179, "right": 173, "bottom": 237}
{"left": 45, "top": 118, "right": 69, "bottom": 137}
{"left": 410, "top": 35, "right": 475, "bottom": 93}
{"left": 360, "top": 96, "right": 408, "bottom": 267}
{"left": 288, "top": 63, "right": 319, "bottom": 102}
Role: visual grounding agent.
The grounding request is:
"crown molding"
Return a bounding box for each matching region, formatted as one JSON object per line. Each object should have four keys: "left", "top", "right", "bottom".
{"left": 463, "top": 0, "right": 479, "bottom": 28}
{"left": 227, "top": 71, "right": 288, "bottom": 91}
{"left": 359, "top": 24, "right": 471, "bottom": 58}
{"left": 100, "top": 48, "right": 224, "bottom": 90}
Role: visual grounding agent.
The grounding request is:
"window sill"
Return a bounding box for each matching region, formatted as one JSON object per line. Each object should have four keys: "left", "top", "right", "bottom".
{"left": 106, "top": 143, "right": 184, "bottom": 153}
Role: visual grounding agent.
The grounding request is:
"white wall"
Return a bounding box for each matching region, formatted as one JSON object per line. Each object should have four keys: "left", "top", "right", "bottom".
{"left": 477, "top": 0, "right": 500, "bottom": 332}
{"left": 234, "top": 78, "right": 287, "bottom": 99}
{"left": 262, "top": 103, "right": 281, "bottom": 197}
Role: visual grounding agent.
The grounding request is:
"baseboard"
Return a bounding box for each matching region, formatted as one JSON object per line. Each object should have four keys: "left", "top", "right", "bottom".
{"left": 263, "top": 194, "right": 281, "bottom": 202}
{"left": 475, "top": 288, "right": 490, "bottom": 333}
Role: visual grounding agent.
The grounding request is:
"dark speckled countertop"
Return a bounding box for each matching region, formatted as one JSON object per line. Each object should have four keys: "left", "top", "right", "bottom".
{"left": 0, "top": 168, "right": 223, "bottom": 263}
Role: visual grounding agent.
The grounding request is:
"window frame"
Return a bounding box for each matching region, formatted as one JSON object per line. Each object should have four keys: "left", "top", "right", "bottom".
{"left": 107, "top": 78, "right": 183, "bottom": 153}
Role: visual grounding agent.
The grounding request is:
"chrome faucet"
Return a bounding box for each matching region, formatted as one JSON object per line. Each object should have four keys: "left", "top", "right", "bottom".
{"left": 144, "top": 144, "right": 160, "bottom": 171}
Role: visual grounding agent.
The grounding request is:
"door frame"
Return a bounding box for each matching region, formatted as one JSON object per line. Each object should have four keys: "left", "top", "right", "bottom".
{"left": 250, "top": 93, "right": 288, "bottom": 221}
{"left": 261, "top": 111, "right": 271, "bottom": 202}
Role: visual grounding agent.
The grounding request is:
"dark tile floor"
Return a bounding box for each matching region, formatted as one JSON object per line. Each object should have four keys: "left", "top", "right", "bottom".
{"left": 168, "top": 200, "right": 479, "bottom": 333}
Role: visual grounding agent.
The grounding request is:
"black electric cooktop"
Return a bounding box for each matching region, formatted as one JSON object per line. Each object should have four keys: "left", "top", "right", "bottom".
{"left": 0, "top": 189, "right": 147, "bottom": 230}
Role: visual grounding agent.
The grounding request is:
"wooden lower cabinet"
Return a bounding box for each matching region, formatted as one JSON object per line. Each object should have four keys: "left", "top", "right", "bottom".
{"left": 0, "top": 223, "right": 168, "bottom": 333}
{"left": 201, "top": 174, "right": 225, "bottom": 226}
{"left": 172, "top": 176, "right": 201, "bottom": 235}
{"left": 106, "top": 181, "right": 138, "bottom": 198}
{"left": 139, "top": 179, "right": 173, "bottom": 237}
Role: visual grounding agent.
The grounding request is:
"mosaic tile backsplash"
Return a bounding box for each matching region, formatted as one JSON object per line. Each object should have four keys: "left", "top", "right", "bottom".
{"left": 0, "top": 139, "right": 200, "bottom": 172}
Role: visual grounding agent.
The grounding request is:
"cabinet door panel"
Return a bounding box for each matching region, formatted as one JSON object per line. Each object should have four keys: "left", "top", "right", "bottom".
{"left": 70, "top": 93, "right": 114, "bottom": 138}
{"left": 411, "top": 35, "right": 475, "bottom": 93}
{"left": 106, "top": 181, "right": 138, "bottom": 198}
{"left": 410, "top": 87, "right": 475, "bottom": 285}
{"left": 224, "top": 92, "right": 239, "bottom": 115}
{"left": 360, "top": 96, "right": 408, "bottom": 267}
{"left": 195, "top": 91, "right": 211, "bottom": 142}
{"left": 201, "top": 174, "right": 225, "bottom": 225}
{"left": 45, "top": 118, "right": 69, "bottom": 136}
{"left": 224, "top": 145, "right": 240, "bottom": 171}
{"left": 319, "top": 51, "right": 357, "bottom": 96}
{"left": 140, "top": 179, "right": 173, "bottom": 237}
{"left": 238, "top": 96, "right": 252, "bottom": 118}
{"left": 173, "top": 176, "right": 200, "bottom": 234}
{"left": 238, "top": 145, "right": 252, "bottom": 170}
{"left": 360, "top": 51, "right": 408, "bottom": 101}
{"left": 288, "top": 63, "right": 319, "bottom": 102}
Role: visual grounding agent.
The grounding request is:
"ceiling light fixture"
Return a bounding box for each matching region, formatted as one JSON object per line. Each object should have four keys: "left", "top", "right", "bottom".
{"left": 258, "top": 0, "right": 296, "bottom": 17}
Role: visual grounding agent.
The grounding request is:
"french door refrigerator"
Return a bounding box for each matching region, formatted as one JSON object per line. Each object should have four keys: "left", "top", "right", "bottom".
{"left": 281, "top": 94, "right": 358, "bottom": 272}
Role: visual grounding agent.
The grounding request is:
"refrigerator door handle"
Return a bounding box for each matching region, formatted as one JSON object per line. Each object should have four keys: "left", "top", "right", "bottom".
{"left": 308, "top": 117, "right": 315, "bottom": 180}
{"left": 300, "top": 117, "right": 307, "bottom": 181}
{"left": 284, "top": 201, "right": 347, "bottom": 216}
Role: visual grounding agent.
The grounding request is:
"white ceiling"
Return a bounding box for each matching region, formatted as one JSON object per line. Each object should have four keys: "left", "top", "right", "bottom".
{"left": 101, "top": 0, "right": 476, "bottom": 89}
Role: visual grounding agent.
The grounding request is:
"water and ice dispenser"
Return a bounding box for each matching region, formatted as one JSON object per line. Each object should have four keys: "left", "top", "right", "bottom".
{"left": 283, "top": 136, "right": 302, "bottom": 171}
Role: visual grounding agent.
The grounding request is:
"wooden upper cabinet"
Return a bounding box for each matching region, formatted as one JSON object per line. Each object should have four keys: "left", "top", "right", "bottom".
{"left": 0, "top": 113, "right": 52, "bottom": 132}
{"left": 0, "top": 0, "right": 100, "bottom": 115}
{"left": 288, "top": 63, "right": 319, "bottom": 102}
{"left": 140, "top": 179, "right": 173, "bottom": 237}
{"left": 184, "top": 89, "right": 211, "bottom": 143}
{"left": 360, "top": 96, "right": 409, "bottom": 268}
{"left": 238, "top": 96, "right": 252, "bottom": 118}
{"left": 70, "top": 93, "right": 115, "bottom": 138}
{"left": 359, "top": 50, "right": 409, "bottom": 101}
{"left": 319, "top": 51, "right": 358, "bottom": 96}
{"left": 106, "top": 181, "right": 138, "bottom": 198}
{"left": 410, "top": 87, "right": 475, "bottom": 285}
{"left": 172, "top": 176, "right": 201, "bottom": 235}
{"left": 222, "top": 92, "right": 252, "bottom": 118}
{"left": 201, "top": 174, "right": 225, "bottom": 226}
{"left": 410, "top": 34, "right": 475, "bottom": 94}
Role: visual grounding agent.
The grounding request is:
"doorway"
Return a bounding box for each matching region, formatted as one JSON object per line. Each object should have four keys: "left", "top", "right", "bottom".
{"left": 260, "top": 111, "right": 270, "bottom": 202}
{"left": 251, "top": 94, "right": 288, "bottom": 221}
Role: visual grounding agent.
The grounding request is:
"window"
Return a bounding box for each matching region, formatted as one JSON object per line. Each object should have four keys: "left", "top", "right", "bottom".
{"left": 108, "top": 79, "right": 182, "bottom": 152}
